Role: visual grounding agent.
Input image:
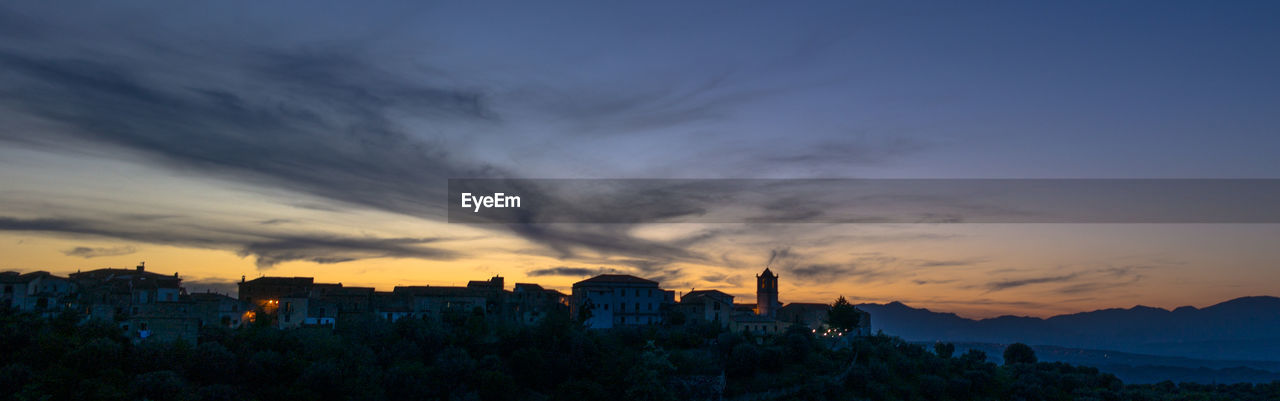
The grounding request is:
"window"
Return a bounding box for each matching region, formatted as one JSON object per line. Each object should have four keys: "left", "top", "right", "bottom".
{"left": 635, "top": 303, "right": 640, "bottom": 312}
{"left": 714, "top": 302, "right": 721, "bottom": 310}
{"left": 603, "top": 304, "right": 608, "bottom": 310}
{"left": 647, "top": 303, "right": 652, "bottom": 311}
{"left": 620, "top": 303, "right": 625, "bottom": 312}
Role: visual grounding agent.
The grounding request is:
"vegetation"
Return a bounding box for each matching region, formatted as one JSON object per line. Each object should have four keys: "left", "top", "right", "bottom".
{"left": 1003, "top": 342, "right": 1038, "bottom": 365}
{"left": 827, "top": 296, "right": 861, "bottom": 332}
{"left": 2, "top": 305, "right": 1278, "bottom": 401}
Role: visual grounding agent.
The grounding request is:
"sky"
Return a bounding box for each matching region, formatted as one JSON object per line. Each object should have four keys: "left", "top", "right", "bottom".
{"left": 2, "top": 1, "right": 1279, "bottom": 318}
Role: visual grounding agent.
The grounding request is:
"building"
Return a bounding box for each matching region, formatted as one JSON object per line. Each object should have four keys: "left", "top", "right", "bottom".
{"left": 777, "top": 302, "right": 871, "bottom": 336}
{"left": 71, "top": 263, "right": 183, "bottom": 319}
{"left": 1, "top": 271, "right": 76, "bottom": 314}
{"left": 571, "top": 274, "right": 672, "bottom": 329}
{"left": 127, "top": 300, "right": 200, "bottom": 344}
{"left": 189, "top": 292, "right": 251, "bottom": 329}
{"left": 392, "top": 286, "right": 489, "bottom": 321}
{"left": 239, "top": 274, "right": 531, "bottom": 328}
{"left": 511, "top": 283, "right": 569, "bottom": 325}
{"left": 371, "top": 292, "right": 411, "bottom": 322}
{"left": 675, "top": 289, "right": 734, "bottom": 328}
{"left": 731, "top": 314, "right": 790, "bottom": 335}
{"left": 755, "top": 268, "right": 780, "bottom": 318}
{"left": 70, "top": 263, "right": 197, "bottom": 343}
{"left": 777, "top": 302, "right": 831, "bottom": 331}
{"left": 725, "top": 268, "right": 791, "bottom": 334}
{"left": 238, "top": 276, "right": 314, "bottom": 311}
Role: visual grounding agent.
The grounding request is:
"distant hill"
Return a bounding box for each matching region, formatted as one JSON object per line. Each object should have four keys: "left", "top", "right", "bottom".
{"left": 858, "top": 296, "right": 1280, "bottom": 361}
{"left": 942, "top": 342, "right": 1280, "bottom": 384}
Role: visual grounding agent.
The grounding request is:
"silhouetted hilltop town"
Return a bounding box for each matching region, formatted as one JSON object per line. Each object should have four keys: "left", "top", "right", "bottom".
{"left": 1, "top": 262, "right": 870, "bottom": 343}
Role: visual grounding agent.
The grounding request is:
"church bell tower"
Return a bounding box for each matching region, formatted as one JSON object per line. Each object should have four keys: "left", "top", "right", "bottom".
{"left": 756, "top": 268, "right": 780, "bottom": 318}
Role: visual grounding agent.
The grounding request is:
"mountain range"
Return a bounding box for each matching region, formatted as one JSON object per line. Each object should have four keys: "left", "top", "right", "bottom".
{"left": 857, "top": 296, "right": 1280, "bottom": 361}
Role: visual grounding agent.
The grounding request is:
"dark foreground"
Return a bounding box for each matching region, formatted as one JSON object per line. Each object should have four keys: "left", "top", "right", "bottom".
{"left": 2, "top": 310, "right": 1277, "bottom": 401}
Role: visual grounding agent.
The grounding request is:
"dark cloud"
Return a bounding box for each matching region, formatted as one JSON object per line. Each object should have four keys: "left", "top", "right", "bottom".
{"left": 790, "top": 264, "right": 848, "bottom": 281}
{"left": 526, "top": 266, "right": 623, "bottom": 277}
{"left": 1052, "top": 266, "right": 1148, "bottom": 295}
{"left": 1054, "top": 278, "right": 1139, "bottom": 295}
{"left": 62, "top": 245, "right": 137, "bottom": 258}
{"left": 258, "top": 219, "right": 292, "bottom": 225}
{"left": 916, "top": 259, "right": 982, "bottom": 267}
{"left": 238, "top": 236, "right": 456, "bottom": 269}
{"left": 0, "top": 7, "right": 964, "bottom": 270}
{"left": 0, "top": 216, "right": 459, "bottom": 269}
{"left": 0, "top": 38, "right": 715, "bottom": 265}
{"left": 912, "top": 279, "right": 958, "bottom": 285}
{"left": 985, "top": 273, "right": 1080, "bottom": 292}
{"left": 788, "top": 263, "right": 888, "bottom": 283}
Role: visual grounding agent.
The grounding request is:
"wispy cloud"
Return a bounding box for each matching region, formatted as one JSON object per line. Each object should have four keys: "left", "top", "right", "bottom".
{"left": 526, "top": 266, "right": 623, "bottom": 277}
{"left": 1, "top": 216, "right": 460, "bottom": 269}
{"left": 62, "top": 245, "right": 137, "bottom": 258}
{"left": 985, "top": 273, "right": 1081, "bottom": 292}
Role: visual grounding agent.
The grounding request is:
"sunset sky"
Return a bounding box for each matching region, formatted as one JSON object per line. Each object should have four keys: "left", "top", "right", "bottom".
{"left": 2, "top": 1, "right": 1279, "bottom": 319}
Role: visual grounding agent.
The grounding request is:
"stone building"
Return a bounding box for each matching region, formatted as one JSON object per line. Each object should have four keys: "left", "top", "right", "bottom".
{"left": 674, "top": 289, "right": 734, "bottom": 328}
{"left": 189, "top": 292, "right": 250, "bottom": 329}
{"left": 755, "top": 268, "right": 781, "bottom": 318}
{"left": 571, "top": 274, "right": 674, "bottom": 329}
{"left": 777, "top": 302, "right": 832, "bottom": 331}
{"left": 1, "top": 271, "right": 76, "bottom": 314}
{"left": 511, "top": 283, "right": 569, "bottom": 325}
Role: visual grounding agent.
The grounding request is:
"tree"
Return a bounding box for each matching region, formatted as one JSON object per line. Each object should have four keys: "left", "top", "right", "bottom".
{"left": 1003, "top": 342, "right": 1037, "bottom": 365}
{"left": 827, "top": 296, "right": 862, "bottom": 332}
{"left": 933, "top": 342, "right": 955, "bottom": 359}
{"left": 624, "top": 341, "right": 676, "bottom": 401}
{"left": 960, "top": 349, "right": 987, "bottom": 365}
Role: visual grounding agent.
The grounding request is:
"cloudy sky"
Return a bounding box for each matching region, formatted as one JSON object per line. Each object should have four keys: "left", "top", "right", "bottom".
{"left": 2, "top": 1, "right": 1279, "bottom": 318}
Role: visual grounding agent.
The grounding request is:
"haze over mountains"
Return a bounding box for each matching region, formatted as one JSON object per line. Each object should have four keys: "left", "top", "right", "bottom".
{"left": 859, "top": 296, "right": 1280, "bottom": 362}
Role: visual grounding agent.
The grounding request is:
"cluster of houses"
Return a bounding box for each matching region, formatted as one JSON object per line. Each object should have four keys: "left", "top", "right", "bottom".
{"left": 2, "top": 263, "right": 870, "bottom": 343}
{"left": 573, "top": 268, "right": 871, "bottom": 336}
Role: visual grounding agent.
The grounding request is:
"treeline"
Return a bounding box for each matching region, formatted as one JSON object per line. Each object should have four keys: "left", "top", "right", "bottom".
{"left": 2, "top": 308, "right": 1278, "bottom": 401}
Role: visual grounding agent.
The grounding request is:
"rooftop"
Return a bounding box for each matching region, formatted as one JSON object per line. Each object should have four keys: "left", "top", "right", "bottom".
{"left": 573, "top": 274, "right": 658, "bottom": 287}
{"left": 779, "top": 303, "right": 831, "bottom": 311}
{"left": 241, "top": 277, "right": 314, "bottom": 286}
{"left": 681, "top": 290, "right": 734, "bottom": 303}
